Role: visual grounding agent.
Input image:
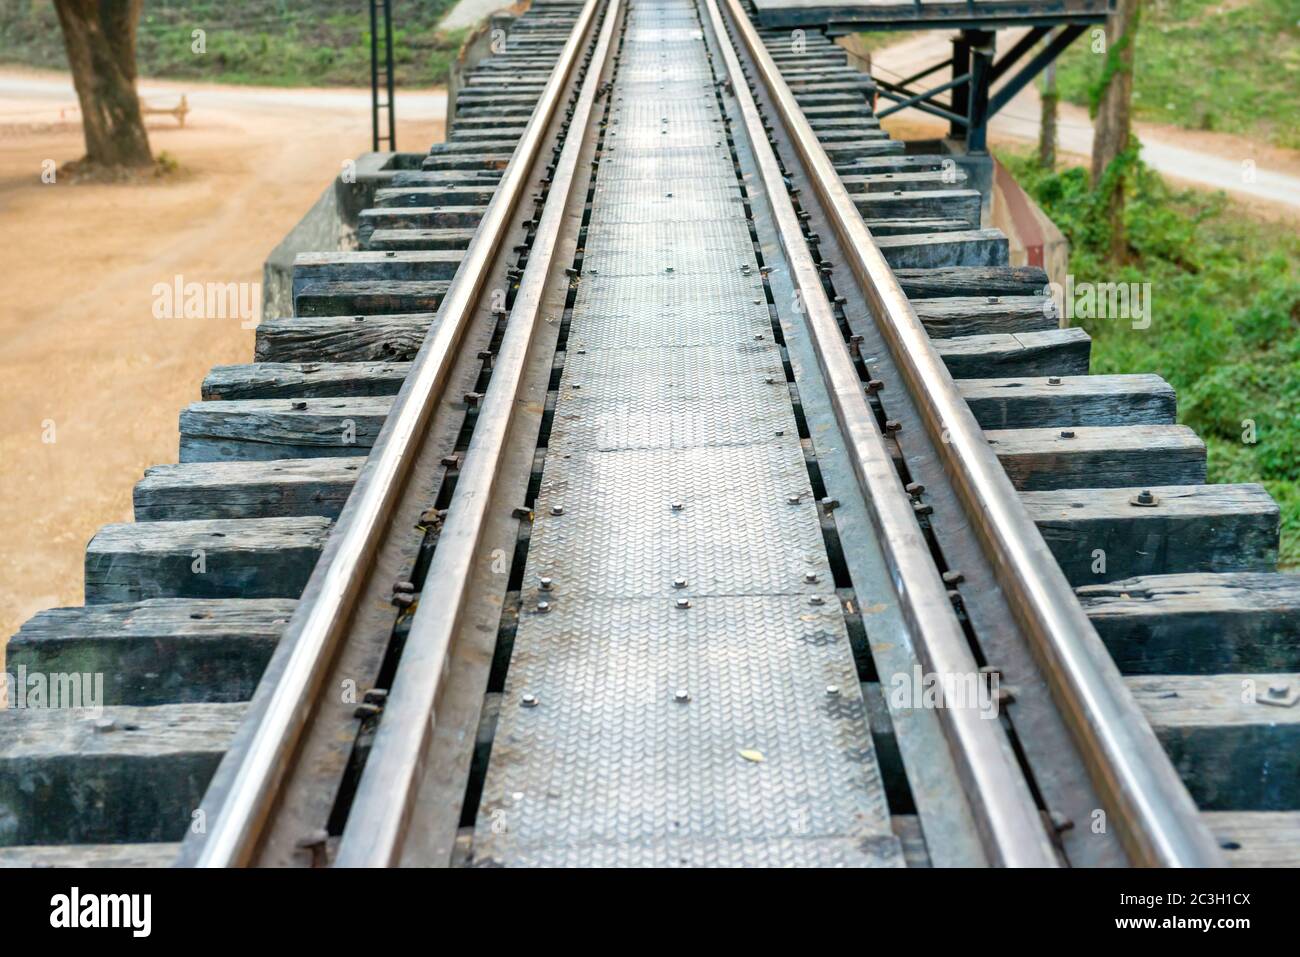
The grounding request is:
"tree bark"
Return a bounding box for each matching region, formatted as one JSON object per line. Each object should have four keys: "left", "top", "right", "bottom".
{"left": 1038, "top": 33, "right": 1058, "bottom": 169}
{"left": 53, "top": 0, "right": 153, "bottom": 169}
{"left": 1090, "top": 0, "right": 1140, "bottom": 261}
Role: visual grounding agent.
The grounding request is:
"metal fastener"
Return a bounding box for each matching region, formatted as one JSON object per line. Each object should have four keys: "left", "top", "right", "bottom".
{"left": 537, "top": 600, "right": 551, "bottom": 613}
{"left": 551, "top": 504, "right": 565, "bottom": 516}
{"left": 672, "top": 577, "right": 687, "bottom": 589}
{"left": 1130, "top": 489, "right": 1160, "bottom": 507}
{"left": 675, "top": 598, "right": 691, "bottom": 609}
{"left": 673, "top": 689, "right": 691, "bottom": 704}
{"left": 825, "top": 685, "right": 840, "bottom": 697}
{"left": 539, "top": 577, "right": 553, "bottom": 590}
{"left": 805, "top": 572, "right": 819, "bottom": 583}
{"left": 1060, "top": 429, "right": 1075, "bottom": 439}
{"left": 521, "top": 693, "right": 539, "bottom": 708}
{"left": 1047, "top": 376, "right": 1062, "bottom": 386}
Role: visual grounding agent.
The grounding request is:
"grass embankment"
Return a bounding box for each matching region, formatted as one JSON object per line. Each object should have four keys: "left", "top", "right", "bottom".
{"left": 1053, "top": 0, "right": 1300, "bottom": 149}
{"left": 0, "top": 0, "right": 465, "bottom": 87}
{"left": 1002, "top": 149, "right": 1300, "bottom": 566}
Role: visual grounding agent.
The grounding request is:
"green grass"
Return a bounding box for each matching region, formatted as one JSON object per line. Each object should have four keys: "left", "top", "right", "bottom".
{"left": 0, "top": 0, "right": 465, "bottom": 87}
{"left": 1001, "top": 146, "right": 1300, "bottom": 567}
{"left": 1053, "top": 0, "right": 1300, "bottom": 148}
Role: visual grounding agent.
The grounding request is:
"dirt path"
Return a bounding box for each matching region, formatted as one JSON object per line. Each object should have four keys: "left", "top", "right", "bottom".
{"left": 0, "top": 68, "right": 445, "bottom": 642}
{"left": 868, "top": 30, "right": 1300, "bottom": 218}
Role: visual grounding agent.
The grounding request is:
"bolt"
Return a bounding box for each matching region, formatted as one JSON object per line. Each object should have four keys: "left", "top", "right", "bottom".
{"left": 884, "top": 420, "right": 902, "bottom": 434}
{"left": 676, "top": 598, "right": 691, "bottom": 609}
{"left": 291, "top": 400, "right": 307, "bottom": 411}
{"left": 825, "top": 685, "right": 840, "bottom": 697}
{"left": 1131, "top": 489, "right": 1160, "bottom": 507}
{"left": 671, "top": 500, "right": 684, "bottom": 511}
{"left": 865, "top": 379, "right": 884, "bottom": 394}
{"left": 93, "top": 718, "right": 116, "bottom": 734}
{"left": 987, "top": 296, "right": 999, "bottom": 304}
{"left": 551, "top": 504, "right": 564, "bottom": 516}
{"left": 787, "top": 494, "right": 801, "bottom": 504}
{"left": 1047, "top": 376, "right": 1062, "bottom": 386}
{"left": 809, "top": 596, "right": 826, "bottom": 606}
{"left": 1060, "top": 429, "right": 1075, "bottom": 439}
{"left": 1269, "top": 684, "right": 1291, "bottom": 699}
{"left": 521, "top": 693, "right": 539, "bottom": 708}
{"left": 539, "top": 577, "right": 553, "bottom": 590}
{"left": 805, "top": 572, "right": 819, "bottom": 583}
{"left": 905, "top": 482, "right": 925, "bottom": 496}
{"left": 942, "top": 570, "right": 964, "bottom": 585}
{"left": 674, "top": 689, "right": 691, "bottom": 703}
{"left": 673, "top": 577, "right": 687, "bottom": 589}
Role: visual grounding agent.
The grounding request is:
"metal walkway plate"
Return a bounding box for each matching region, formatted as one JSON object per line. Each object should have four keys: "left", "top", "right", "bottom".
{"left": 472, "top": 0, "right": 902, "bottom": 867}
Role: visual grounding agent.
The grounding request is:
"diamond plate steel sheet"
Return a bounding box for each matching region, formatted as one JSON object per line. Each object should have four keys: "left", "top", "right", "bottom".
{"left": 470, "top": 0, "right": 900, "bottom": 868}
{"left": 582, "top": 220, "right": 755, "bottom": 275}
{"left": 473, "top": 596, "right": 898, "bottom": 867}
{"left": 525, "top": 444, "right": 829, "bottom": 598}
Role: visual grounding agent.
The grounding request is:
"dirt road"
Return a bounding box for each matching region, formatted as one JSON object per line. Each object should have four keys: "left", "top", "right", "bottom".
{"left": 0, "top": 68, "right": 445, "bottom": 642}
{"left": 869, "top": 30, "right": 1300, "bottom": 216}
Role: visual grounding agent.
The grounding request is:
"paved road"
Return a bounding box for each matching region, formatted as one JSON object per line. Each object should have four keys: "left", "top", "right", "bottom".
{"left": 441, "top": 0, "right": 515, "bottom": 30}
{"left": 870, "top": 30, "right": 1300, "bottom": 213}
{"left": 0, "top": 71, "right": 447, "bottom": 122}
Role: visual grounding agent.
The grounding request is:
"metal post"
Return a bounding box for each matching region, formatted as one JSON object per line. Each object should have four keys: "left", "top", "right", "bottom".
{"left": 384, "top": 0, "right": 397, "bottom": 151}
{"left": 949, "top": 32, "right": 969, "bottom": 140}
{"left": 966, "top": 30, "right": 994, "bottom": 153}
{"left": 369, "top": 0, "right": 380, "bottom": 152}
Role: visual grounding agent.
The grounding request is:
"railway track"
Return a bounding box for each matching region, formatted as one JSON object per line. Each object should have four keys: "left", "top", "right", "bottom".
{"left": 2, "top": 0, "right": 1296, "bottom": 868}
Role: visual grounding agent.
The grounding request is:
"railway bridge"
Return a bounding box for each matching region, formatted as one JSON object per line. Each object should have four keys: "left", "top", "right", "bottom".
{"left": 2, "top": 0, "right": 1296, "bottom": 869}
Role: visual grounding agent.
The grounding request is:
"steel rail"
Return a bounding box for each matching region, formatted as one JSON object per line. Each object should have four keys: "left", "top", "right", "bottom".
{"left": 189, "top": 0, "right": 605, "bottom": 868}
{"left": 702, "top": 0, "right": 1056, "bottom": 868}
{"left": 333, "top": 0, "right": 623, "bottom": 866}
{"left": 720, "top": 0, "right": 1223, "bottom": 866}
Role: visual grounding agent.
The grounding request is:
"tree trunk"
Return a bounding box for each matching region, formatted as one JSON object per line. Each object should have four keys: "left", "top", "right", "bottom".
{"left": 54, "top": 0, "right": 153, "bottom": 169}
{"left": 1090, "top": 0, "right": 1140, "bottom": 261}
{"left": 1038, "top": 39, "right": 1058, "bottom": 169}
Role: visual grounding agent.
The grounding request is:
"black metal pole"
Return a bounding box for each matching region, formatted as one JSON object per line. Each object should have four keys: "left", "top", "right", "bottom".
{"left": 384, "top": 0, "right": 397, "bottom": 150}
{"left": 949, "top": 32, "right": 969, "bottom": 141}
{"left": 966, "top": 30, "right": 994, "bottom": 152}
{"left": 370, "top": 0, "right": 380, "bottom": 151}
